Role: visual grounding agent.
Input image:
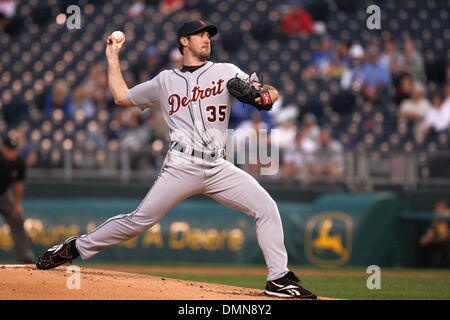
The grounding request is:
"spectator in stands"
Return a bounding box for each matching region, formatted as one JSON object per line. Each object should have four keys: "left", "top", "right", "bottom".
{"left": 361, "top": 45, "right": 391, "bottom": 103}
{"left": 306, "top": 128, "right": 344, "bottom": 182}
{"left": 418, "top": 92, "right": 450, "bottom": 135}
{"left": 159, "top": 0, "right": 186, "bottom": 16}
{"left": 0, "top": 0, "right": 16, "bottom": 21}
{"left": 395, "top": 74, "right": 413, "bottom": 105}
{"left": 297, "top": 113, "right": 320, "bottom": 154}
{"left": 398, "top": 82, "right": 432, "bottom": 131}
{"left": 338, "top": 41, "right": 352, "bottom": 68}
{"left": 325, "top": 40, "right": 351, "bottom": 80}
{"left": 380, "top": 37, "right": 402, "bottom": 84}
{"left": 91, "top": 86, "right": 110, "bottom": 111}
{"left": 280, "top": 131, "right": 306, "bottom": 184}
{"left": 340, "top": 44, "right": 365, "bottom": 91}
{"left": 128, "top": 0, "right": 146, "bottom": 19}
{"left": 44, "top": 80, "right": 75, "bottom": 117}
{"left": 280, "top": 3, "right": 314, "bottom": 36}
{"left": 120, "top": 109, "right": 152, "bottom": 169}
{"left": 88, "top": 65, "right": 123, "bottom": 111}
{"left": 397, "top": 38, "right": 427, "bottom": 84}
{"left": 330, "top": 43, "right": 361, "bottom": 115}
{"left": 274, "top": 105, "right": 299, "bottom": 153}
{"left": 82, "top": 63, "right": 108, "bottom": 98}
{"left": 0, "top": 0, "right": 23, "bottom": 35}
{"left": 419, "top": 200, "right": 449, "bottom": 268}
{"left": 71, "top": 86, "right": 96, "bottom": 119}
{"left": 85, "top": 120, "right": 108, "bottom": 150}
{"left": 302, "top": 35, "right": 334, "bottom": 79}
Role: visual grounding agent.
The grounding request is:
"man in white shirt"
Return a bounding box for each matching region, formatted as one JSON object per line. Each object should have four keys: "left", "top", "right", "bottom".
{"left": 398, "top": 82, "right": 432, "bottom": 133}
{"left": 421, "top": 92, "right": 450, "bottom": 133}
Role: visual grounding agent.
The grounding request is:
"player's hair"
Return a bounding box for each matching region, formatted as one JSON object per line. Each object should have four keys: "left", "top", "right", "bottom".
{"left": 177, "top": 35, "right": 191, "bottom": 55}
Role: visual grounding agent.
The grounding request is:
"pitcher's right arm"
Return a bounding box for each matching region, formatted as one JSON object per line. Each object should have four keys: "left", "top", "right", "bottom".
{"left": 105, "top": 32, "right": 134, "bottom": 106}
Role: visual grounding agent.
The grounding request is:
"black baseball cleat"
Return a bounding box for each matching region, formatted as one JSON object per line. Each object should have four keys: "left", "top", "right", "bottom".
{"left": 36, "top": 236, "right": 80, "bottom": 270}
{"left": 265, "top": 271, "right": 317, "bottom": 299}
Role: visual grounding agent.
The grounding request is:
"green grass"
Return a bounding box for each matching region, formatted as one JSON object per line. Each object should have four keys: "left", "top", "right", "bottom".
{"left": 144, "top": 272, "right": 450, "bottom": 300}
{"left": 79, "top": 262, "right": 450, "bottom": 299}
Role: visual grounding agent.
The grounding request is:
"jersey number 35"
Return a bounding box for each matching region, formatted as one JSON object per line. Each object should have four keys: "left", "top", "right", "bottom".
{"left": 206, "top": 105, "right": 227, "bottom": 122}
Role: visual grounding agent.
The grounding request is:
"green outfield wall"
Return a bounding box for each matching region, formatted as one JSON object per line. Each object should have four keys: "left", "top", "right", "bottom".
{"left": 1, "top": 190, "right": 420, "bottom": 267}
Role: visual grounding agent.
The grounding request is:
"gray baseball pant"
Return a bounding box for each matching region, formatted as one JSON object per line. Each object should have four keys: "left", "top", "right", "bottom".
{"left": 76, "top": 150, "right": 289, "bottom": 281}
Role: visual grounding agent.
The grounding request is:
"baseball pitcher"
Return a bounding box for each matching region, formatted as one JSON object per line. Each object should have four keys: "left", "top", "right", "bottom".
{"left": 36, "top": 20, "right": 316, "bottom": 299}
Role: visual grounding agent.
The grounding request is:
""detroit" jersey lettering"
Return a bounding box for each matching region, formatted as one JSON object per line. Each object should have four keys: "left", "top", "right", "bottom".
{"left": 168, "top": 78, "right": 225, "bottom": 116}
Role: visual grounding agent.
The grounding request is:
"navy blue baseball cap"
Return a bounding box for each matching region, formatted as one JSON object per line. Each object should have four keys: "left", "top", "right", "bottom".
{"left": 177, "top": 20, "right": 218, "bottom": 39}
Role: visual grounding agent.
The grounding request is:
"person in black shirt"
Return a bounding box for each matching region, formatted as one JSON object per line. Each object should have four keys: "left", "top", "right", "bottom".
{"left": 0, "top": 135, "right": 35, "bottom": 263}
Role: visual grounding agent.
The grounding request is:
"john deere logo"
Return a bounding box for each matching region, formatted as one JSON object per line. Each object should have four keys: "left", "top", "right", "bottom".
{"left": 305, "top": 211, "right": 353, "bottom": 267}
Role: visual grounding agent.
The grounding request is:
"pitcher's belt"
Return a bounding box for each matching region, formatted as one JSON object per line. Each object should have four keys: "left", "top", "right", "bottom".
{"left": 172, "top": 142, "right": 225, "bottom": 162}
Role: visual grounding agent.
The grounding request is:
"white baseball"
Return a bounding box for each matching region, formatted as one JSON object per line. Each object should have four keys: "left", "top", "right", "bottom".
{"left": 112, "top": 31, "right": 124, "bottom": 42}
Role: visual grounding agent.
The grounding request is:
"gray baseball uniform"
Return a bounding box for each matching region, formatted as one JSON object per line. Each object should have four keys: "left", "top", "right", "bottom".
{"left": 75, "top": 61, "right": 289, "bottom": 281}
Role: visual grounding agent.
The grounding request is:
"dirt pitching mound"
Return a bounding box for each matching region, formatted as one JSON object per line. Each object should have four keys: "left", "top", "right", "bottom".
{"left": 0, "top": 265, "right": 338, "bottom": 300}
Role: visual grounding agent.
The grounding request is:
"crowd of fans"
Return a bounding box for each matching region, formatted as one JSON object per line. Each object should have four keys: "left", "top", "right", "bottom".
{"left": 232, "top": 31, "right": 449, "bottom": 183}
{"left": 1, "top": 0, "right": 450, "bottom": 185}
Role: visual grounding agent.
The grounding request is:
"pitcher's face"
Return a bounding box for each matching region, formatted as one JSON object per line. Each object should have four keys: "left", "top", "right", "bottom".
{"left": 187, "top": 31, "right": 211, "bottom": 61}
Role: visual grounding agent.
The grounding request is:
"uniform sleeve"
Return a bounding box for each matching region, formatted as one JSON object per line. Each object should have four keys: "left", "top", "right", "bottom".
{"left": 126, "top": 73, "right": 162, "bottom": 110}
{"left": 225, "top": 63, "right": 250, "bottom": 81}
